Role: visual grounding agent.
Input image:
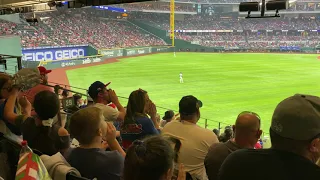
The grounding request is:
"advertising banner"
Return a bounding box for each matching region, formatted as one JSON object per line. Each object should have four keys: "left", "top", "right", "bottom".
{"left": 125, "top": 47, "right": 152, "bottom": 56}
{"left": 22, "top": 46, "right": 170, "bottom": 70}
{"left": 152, "top": 47, "right": 170, "bottom": 52}
{"left": 279, "top": 46, "right": 301, "bottom": 51}
{"left": 39, "top": 56, "right": 104, "bottom": 70}
{"left": 99, "top": 49, "right": 124, "bottom": 58}
{"left": 22, "top": 46, "right": 88, "bottom": 61}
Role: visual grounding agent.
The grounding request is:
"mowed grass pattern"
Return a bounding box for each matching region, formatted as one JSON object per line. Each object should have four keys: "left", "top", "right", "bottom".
{"left": 66, "top": 53, "right": 320, "bottom": 133}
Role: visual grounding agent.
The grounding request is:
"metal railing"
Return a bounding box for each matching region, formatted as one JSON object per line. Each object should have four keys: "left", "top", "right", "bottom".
{"left": 48, "top": 81, "right": 270, "bottom": 138}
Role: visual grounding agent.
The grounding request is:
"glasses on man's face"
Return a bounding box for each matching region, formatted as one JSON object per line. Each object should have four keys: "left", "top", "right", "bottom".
{"left": 238, "top": 111, "right": 261, "bottom": 121}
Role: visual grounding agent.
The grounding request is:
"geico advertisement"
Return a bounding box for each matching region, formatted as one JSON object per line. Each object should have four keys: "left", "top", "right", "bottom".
{"left": 22, "top": 47, "right": 87, "bottom": 61}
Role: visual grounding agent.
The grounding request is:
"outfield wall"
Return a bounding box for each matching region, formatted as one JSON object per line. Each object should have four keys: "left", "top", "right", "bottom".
{"left": 22, "top": 45, "right": 320, "bottom": 70}
{"left": 22, "top": 46, "right": 171, "bottom": 70}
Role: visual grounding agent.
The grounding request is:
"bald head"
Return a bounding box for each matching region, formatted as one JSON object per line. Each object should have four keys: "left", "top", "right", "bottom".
{"left": 234, "top": 114, "right": 260, "bottom": 135}
{"left": 233, "top": 113, "right": 262, "bottom": 148}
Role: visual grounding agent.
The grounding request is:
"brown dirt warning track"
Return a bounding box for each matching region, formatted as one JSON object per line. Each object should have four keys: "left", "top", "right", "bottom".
{"left": 47, "top": 52, "right": 160, "bottom": 87}
{"left": 48, "top": 58, "right": 119, "bottom": 87}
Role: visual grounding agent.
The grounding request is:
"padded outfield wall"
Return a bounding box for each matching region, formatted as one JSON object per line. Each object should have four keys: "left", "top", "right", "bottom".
{"left": 22, "top": 46, "right": 171, "bottom": 70}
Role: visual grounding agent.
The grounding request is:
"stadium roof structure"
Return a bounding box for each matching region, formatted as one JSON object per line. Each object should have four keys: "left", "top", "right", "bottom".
{"left": 0, "top": 0, "right": 72, "bottom": 8}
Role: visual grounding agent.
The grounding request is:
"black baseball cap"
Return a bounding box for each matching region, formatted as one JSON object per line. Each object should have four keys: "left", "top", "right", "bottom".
{"left": 88, "top": 81, "right": 111, "bottom": 100}
{"left": 179, "top": 95, "right": 203, "bottom": 115}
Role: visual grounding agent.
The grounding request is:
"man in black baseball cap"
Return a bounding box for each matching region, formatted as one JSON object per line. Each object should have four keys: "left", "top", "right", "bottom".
{"left": 162, "top": 95, "right": 218, "bottom": 180}
{"left": 218, "top": 94, "right": 320, "bottom": 180}
{"left": 88, "top": 81, "right": 125, "bottom": 122}
{"left": 179, "top": 95, "right": 203, "bottom": 118}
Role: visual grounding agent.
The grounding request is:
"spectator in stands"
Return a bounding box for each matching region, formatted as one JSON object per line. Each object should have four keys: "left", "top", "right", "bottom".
{"left": 88, "top": 81, "right": 126, "bottom": 122}
{"left": 67, "top": 107, "right": 125, "bottom": 180}
{"left": 162, "top": 95, "right": 218, "bottom": 180}
{"left": 218, "top": 94, "right": 320, "bottom": 180}
{"left": 0, "top": 71, "right": 49, "bottom": 135}
{"left": 65, "top": 94, "right": 86, "bottom": 114}
{"left": 22, "top": 67, "right": 67, "bottom": 128}
{"left": 61, "top": 89, "right": 69, "bottom": 99}
{"left": 160, "top": 110, "right": 175, "bottom": 127}
{"left": 218, "top": 126, "right": 233, "bottom": 142}
{"left": 205, "top": 111, "right": 262, "bottom": 180}
{"left": 212, "top": 128, "right": 220, "bottom": 137}
{"left": 73, "top": 94, "right": 85, "bottom": 108}
{"left": 23, "top": 66, "right": 52, "bottom": 105}
{"left": 0, "top": 73, "right": 11, "bottom": 103}
{"left": 121, "top": 89, "right": 160, "bottom": 150}
{"left": 0, "top": 73, "right": 24, "bottom": 135}
{"left": 123, "top": 136, "right": 186, "bottom": 180}
{"left": 4, "top": 89, "right": 70, "bottom": 155}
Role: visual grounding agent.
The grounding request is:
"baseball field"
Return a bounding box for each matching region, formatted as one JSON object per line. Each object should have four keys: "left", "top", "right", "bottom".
{"left": 65, "top": 52, "right": 320, "bottom": 134}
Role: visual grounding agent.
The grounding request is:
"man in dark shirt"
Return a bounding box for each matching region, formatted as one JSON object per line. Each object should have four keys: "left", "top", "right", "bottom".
{"left": 218, "top": 94, "right": 320, "bottom": 180}
{"left": 205, "top": 111, "right": 262, "bottom": 180}
{"left": 67, "top": 107, "right": 126, "bottom": 180}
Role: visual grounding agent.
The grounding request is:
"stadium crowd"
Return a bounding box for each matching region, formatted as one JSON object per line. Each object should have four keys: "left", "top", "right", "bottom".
{"left": 1, "top": 9, "right": 320, "bottom": 49}
{"left": 120, "top": 1, "right": 320, "bottom": 12}
{"left": 1, "top": 66, "right": 320, "bottom": 180}
{"left": 161, "top": 0, "right": 320, "bottom": 3}
{"left": 1, "top": 9, "right": 166, "bottom": 49}
{"left": 113, "top": 2, "right": 195, "bottom": 12}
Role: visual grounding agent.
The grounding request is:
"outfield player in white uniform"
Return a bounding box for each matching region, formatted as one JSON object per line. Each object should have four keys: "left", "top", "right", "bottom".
{"left": 180, "top": 72, "right": 184, "bottom": 83}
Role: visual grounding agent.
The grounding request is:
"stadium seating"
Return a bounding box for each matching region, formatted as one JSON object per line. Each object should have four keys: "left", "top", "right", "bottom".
{"left": 1, "top": 9, "right": 166, "bottom": 49}
{"left": 1, "top": 8, "right": 320, "bottom": 50}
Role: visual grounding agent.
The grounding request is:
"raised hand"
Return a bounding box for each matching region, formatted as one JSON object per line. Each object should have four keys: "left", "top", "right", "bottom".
{"left": 105, "top": 122, "right": 117, "bottom": 143}
{"left": 177, "top": 164, "right": 186, "bottom": 180}
{"left": 146, "top": 100, "right": 157, "bottom": 117}
{"left": 108, "top": 89, "right": 120, "bottom": 104}
{"left": 18, "top": 96, "right": 31, "bottom": 109}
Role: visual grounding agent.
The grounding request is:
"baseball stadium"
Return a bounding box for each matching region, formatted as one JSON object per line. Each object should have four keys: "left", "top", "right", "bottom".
{"left": 1, "top": 0, "right": 320, "bottom": 179}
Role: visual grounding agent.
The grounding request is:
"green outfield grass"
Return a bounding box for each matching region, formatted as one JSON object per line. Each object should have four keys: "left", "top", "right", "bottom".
{"left": 66, "top": 53, "right": 320, "bottom": 134}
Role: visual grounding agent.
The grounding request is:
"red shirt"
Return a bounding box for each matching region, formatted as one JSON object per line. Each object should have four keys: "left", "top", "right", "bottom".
{"left": 255, "top": 142, "right": 262, "bottom": 149}
{"left": 21, "top": 84, "right": 53, "bottom": 105}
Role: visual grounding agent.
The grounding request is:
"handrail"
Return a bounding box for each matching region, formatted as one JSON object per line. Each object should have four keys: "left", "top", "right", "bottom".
{"left": 48, "top": 81, "right": 270, "bottom": 136}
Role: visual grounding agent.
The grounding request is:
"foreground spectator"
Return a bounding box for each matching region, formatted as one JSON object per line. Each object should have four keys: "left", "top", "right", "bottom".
{"left": 162, "top": 95, "right": 218, "bottom": 180}
{"left": 88, "top": 81, "right": 126, "bottom": 122}
{"left": 0, "top": 73, "right": 26, "bottom": 135}
{"left": 67, "top": 107, "right": 125, "bottom": 180}
{"left": 4, "top": 90, "right": 70, "bottom": 155}
{"left": 218, "top": 94, "right": 320, "bottom": 180}
{"left": 160, "top": 110, "right": 175, "bottom": 127}
{"left": 121, "top": 89, "right": 160, "bottom": 150}
{"left": 19, "top": 67, "right": 68, "bottom": 127}
{"left": 205, "top": 111, "right": 262, "bottom": 180}
{"left": 123, "top": 136, "right": 186, "bottom": 180}
{"left": 23, "top": 66, "right": 52, "bottom": 105}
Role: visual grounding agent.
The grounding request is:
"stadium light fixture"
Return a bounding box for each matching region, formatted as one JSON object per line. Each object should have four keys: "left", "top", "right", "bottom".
{"left": 239, "top": 2, "right": 260, "bottom": 12}
{"left": 266, "top": 0, "right": 288, "bottom": 11}
{"left": 240, "top": 0, "right": 288, "bottom": 18}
